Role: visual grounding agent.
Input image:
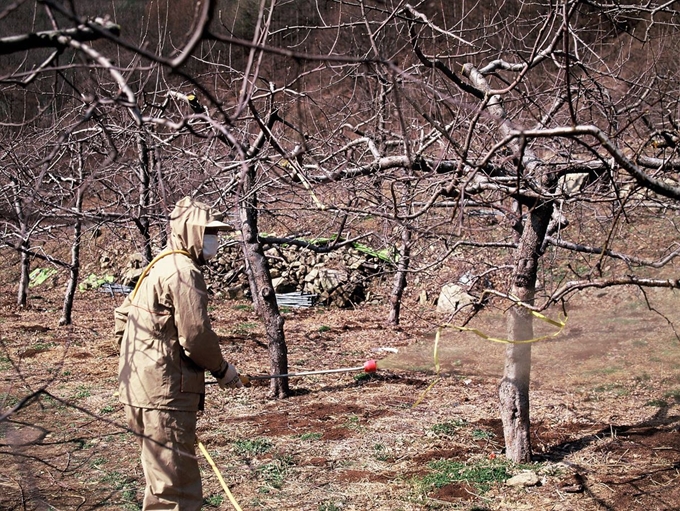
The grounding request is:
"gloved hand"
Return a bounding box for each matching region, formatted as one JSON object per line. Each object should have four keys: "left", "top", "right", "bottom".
{"left": 213, "top": 361, "right": 244, "bottom": 389}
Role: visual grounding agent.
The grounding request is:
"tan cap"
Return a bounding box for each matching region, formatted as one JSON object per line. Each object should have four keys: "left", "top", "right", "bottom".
{"left": 205, "top": 219, "right": 234, "bottom": 231}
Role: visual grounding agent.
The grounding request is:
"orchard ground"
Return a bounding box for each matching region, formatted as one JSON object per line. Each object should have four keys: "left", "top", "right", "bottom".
{"left": 1, "top": 251, "right": 680, "bottom": 510}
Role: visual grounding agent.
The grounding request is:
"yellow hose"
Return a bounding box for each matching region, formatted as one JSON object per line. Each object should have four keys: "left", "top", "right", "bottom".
{"left": 198, "top": 440, "right": 244, "bottom": 511}
{"left": 130, "top": 250, "right": 191, "bottom": 300}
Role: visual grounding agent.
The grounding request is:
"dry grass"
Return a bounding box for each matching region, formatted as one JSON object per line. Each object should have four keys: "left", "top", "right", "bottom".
{"left": 1, "top": 269, "right": 680, "bottom": 510}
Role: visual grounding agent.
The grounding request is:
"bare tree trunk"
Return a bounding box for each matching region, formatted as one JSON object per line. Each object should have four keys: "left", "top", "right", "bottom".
{"left": 387, "top": 227, "right": 411, "bottom": 326}
{"left": 11, "top": 179, "right": 31, "bottom": 307}
{"left": 136, "top": 132, "right": 152, "bottom": 262}
{"left": 60, "top": 149, "right": 85, "bottom": 326}
{"left": 238, "top": 163, "right": 289, "bottom": 398}
{"left": 17, "top": 241, "right": 30, "bottom": 308}
{"left": 499, "top": 198, "right": 554, "bottom": 462}
{"left": 153, "top": 145, "right": 168, "bottom": 249}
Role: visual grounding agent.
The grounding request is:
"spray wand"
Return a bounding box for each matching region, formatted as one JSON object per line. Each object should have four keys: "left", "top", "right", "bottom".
{"left": 210, "top": 360, "right": 378, "bottom": 386}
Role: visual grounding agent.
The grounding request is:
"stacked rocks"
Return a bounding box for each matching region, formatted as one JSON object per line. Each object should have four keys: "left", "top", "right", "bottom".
{"left": 205, "top": 242, "right": 391, "bottom": 307}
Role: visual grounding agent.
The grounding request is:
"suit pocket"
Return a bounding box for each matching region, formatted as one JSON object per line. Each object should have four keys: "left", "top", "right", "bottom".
{"left": 180, "top": 353, "right": 205, "bottom": 394}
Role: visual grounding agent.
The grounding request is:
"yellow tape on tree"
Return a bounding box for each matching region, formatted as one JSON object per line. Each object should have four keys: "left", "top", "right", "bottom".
{"left": 411, "top": 300, "right": 566, "bottom": 408}
{"left": 443, "top": 307, "right": 567, "bottom": 345}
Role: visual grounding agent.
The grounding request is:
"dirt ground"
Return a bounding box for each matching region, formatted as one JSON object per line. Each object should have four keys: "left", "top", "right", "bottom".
{"left": 1, "top": 263, "right": 680, "bottom": 510}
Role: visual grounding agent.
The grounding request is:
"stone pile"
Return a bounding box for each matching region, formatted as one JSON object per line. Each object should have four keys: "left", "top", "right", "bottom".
{"left": 205, "top": 242, "right": 392, "bottom": 307}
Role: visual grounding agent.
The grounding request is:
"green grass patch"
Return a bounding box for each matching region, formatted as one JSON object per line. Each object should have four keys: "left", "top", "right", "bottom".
{"left": 90, "top": 456, "right": 107, "bottom": 469}
{"left": 32, "top": 341, "right": 56, "bottom": 351}
{"left": 203, "top": 494, "right": 224, "bottom": 507}
{"left": 373, "top": 443, "right": 390, "bottom": 461}
{"left": 418, "top": 459, "right": 513, "bottom": 494}
{"left": 587, "top": 366, "right": 622, "bottom": 376}
{"left": 96, "top": 470, "right": 139, "bottom": 509}
{"left": 0, "top": 355, "right": 11, "bottom": 371}
{"left": 318, "top": 325, "right": 331, "bottom": 333}
{"left": 633, "top": 372, "right": 651, "bottom": 383}
{"left": 663, "top": 389, "right": 680, "bottom": 402}
{"left": 73, "top": 385, "right": 91, "bottom": 399}
{"left": 344, "top": 415, "right": 363, "bottom": 431}
{"left": 99, "top": 470, "right": 131, "bottom": 490}
{"left": 258, "top": 454, "right": 294, "bottom": 489}
{"left": 353, "top": 372, "right": 376, "bottom": 383}
{"left": 234, "top": 437, "right": 273, "bottom": 457}
{"left": 232, "top": 304, "right": 252, "bottom": 311}
{"left": 593, "top": 383, "right": 629, "bottom": 395}
{"left": 646, "top": 399, "right": 668, "bottom": 407}
{"left": 471, "top": 428, "right": 495, "bottom": 441}
{"left": 299, "top": 432, "right": 323, "bottom": 441}
{"left": 1, "top": 394, "right": 20, "bottom": 408}
{"left": 233, "top": 322, "right": 258, "bottom": 335}
{"left": 430, "top": 420, "right": 466, "bottom": 437}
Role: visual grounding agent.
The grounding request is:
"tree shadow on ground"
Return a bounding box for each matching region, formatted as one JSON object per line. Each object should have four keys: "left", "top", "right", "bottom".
{"left": 536, "top": 400, "right": 680, "bottom": 511}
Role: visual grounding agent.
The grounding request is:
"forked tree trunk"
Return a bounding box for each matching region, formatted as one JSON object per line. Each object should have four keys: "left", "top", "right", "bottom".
{"left": 461, "top": 62, "right": 559, "bottom": 462}
{"left": 238, "top": 162, "right": 289, "bottom": 398}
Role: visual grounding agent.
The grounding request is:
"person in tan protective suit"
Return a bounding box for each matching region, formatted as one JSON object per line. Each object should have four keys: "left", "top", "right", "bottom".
{"left": 115, "top": 196, "right": 242, "bottom": 510}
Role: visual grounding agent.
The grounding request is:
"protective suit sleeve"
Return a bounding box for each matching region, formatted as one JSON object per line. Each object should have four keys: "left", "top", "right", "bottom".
{"left": 167, "top": 266, "right": 225, "bottom": 374}
{"left": 113, "top": 294, "right": 132, "bottom": 349}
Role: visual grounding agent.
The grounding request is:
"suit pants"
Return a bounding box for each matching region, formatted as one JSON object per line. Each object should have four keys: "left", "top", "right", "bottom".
{"left": 125, "top": 405, "right": 202, "bottom": 511}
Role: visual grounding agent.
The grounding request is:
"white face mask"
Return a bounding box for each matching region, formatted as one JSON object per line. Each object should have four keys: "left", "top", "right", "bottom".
{"left": 202, "top": 234, "right": 219, "bottom": 261}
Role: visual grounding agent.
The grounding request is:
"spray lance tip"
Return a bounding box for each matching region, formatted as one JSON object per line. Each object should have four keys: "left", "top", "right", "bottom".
{"left": 363, "top": 359, "right": 378, "bottom": 373}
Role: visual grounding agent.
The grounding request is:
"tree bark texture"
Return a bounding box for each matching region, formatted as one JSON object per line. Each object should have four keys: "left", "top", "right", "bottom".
{"left": 238, "top": 163, "right": 289, "bottom": 398}
{"left": 60, "top": 152, "right": 84, "bottom": 326}
{"left": 136, "top": 132, "right": 152, "bottom": 263}
{"left": 500, "top": 200, "right": 554, "bottom": 462}
{"left": 387, "top": 228, "right": 411, "bottom": 325}
{"left": 12, "top": 180, "right": 29, "bottom": 308}
{"left": 17, "top": 241, "right": 30, "bottom": 308}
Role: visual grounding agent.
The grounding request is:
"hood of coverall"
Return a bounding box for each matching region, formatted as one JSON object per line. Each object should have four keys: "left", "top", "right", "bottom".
{"left": 167, "top": 197, "right": 231, "bottom": 264}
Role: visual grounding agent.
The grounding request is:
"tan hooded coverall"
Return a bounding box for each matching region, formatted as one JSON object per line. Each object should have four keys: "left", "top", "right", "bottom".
{"left": 115, "top": 197, "right": 231, "bottom": 510}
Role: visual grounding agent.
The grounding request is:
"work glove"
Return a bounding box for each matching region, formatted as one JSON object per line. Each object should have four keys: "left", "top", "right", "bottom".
{"left": 213, "top": 361, "right": 244, "bottom": 389}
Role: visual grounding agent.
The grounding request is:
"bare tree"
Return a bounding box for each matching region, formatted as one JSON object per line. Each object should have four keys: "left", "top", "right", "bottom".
{"left": 59, "top": 144, "right": 85, "bottom": 326}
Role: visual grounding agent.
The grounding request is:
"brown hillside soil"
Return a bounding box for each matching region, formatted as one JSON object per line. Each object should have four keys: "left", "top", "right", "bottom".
{"left": 1, "top": 263, "right": 680, "bottom": 510}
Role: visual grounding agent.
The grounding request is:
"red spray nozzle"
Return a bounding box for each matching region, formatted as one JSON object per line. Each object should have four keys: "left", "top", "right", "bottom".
{"left": 363, "top": 359, "right": 378, "bottom": 373}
